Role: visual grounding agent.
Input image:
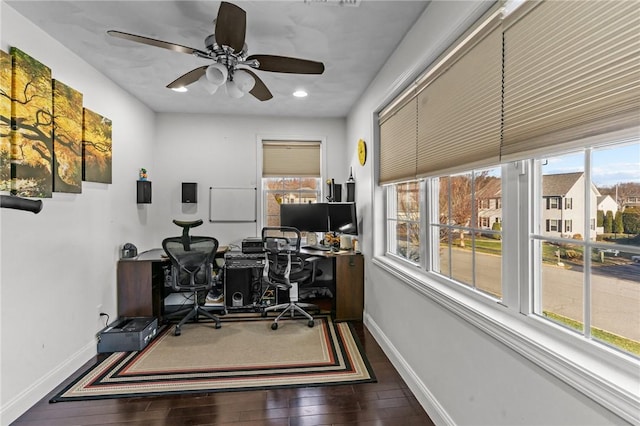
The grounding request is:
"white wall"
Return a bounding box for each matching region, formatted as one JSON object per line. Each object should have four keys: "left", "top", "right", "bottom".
{"left": 0, "top": 4, "right": 346, "bottom": 423}
{"left": 1, "top": 0, "right": 629, "bottom": 424}
{"left": 347, "top": 1, "right": 626, "bottom": 425}
{"left": 0, "top": 3, "right": 156, "bottom": 424}
{"left": 149, "top": 113, "right": 346, "bottom": 248}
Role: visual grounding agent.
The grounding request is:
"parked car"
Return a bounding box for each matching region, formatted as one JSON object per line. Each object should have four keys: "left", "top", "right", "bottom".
{"left": 632, "top": 255, "right": 640, "bottom": 263}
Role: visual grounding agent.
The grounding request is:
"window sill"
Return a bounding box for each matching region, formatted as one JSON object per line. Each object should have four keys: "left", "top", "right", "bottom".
{"left": 372, "top": 255, "right": 640, "bottom": 424}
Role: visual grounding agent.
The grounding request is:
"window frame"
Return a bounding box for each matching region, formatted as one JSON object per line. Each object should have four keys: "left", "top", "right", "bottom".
{"left": 262, "top": 177, "right": 323, "bottom": 228}
{"left": 385, "top": 181, "right": 422, "bottom": 265}
{"left": 377, "top": 142, "right": 640, "bottom": 423}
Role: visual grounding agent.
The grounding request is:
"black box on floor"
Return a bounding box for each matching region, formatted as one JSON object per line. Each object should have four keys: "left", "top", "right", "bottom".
{"left": 97, "top": 317, "right": 158, "bottom": 353}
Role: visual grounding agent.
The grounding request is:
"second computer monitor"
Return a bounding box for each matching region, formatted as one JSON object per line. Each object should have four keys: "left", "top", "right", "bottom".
{"left": 328, "top": 202, "right": 358, "bottom": 235}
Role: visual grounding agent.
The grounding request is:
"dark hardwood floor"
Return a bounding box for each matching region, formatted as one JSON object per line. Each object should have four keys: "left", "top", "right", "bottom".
{"left": 11, "top": 322, "right": 434, "bottom": 426}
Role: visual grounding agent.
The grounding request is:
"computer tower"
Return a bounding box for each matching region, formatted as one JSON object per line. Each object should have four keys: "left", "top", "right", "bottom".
{"left": 182, "top": 182, "right": 197, "bottom": 203}
{"left": 97, "top": 317, "right": 158, "bottom": 353}
{"left": 224, "top": 268, "right": 253, "bottom": 308}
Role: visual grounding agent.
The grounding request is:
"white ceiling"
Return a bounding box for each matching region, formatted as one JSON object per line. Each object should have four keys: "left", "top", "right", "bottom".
{"left": 7, "top": 0, "right": 429, "bottom": 118}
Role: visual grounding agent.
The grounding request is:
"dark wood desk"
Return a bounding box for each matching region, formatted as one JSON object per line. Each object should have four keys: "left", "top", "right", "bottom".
{"left": 118, "top": 248, "right": 364, "bottom": 323}
{"left": 301, "top": 249, "right": 364, "bottom": 321}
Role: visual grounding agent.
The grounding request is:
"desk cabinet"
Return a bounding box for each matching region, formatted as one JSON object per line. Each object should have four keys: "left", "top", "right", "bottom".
{"left": 117, "top": 258, "right": 165, "bottom": 319}
{"left": 334, "top": 254, "right": 364, "bottom": 321}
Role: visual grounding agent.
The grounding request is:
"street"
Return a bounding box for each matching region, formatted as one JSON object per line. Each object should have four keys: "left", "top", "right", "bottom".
{"left": 440, "top": 249, "right": 640, "bottom": 342}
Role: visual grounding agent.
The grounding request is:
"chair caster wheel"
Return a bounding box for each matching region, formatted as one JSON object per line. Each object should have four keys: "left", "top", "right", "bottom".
{"left": 271, "top": 323, "right": 278, "bottom": 330}
{"left": 174, "top": 327, "right": 181, "bottom": 336}
{"left": 214, "top": 323, "right": 222, "bottom": 329}
{"left": 308, "top": 320, "right": 314, "bottom": 328}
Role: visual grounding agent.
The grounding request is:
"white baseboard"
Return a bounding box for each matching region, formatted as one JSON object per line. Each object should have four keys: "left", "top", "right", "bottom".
{"left": 0, "top": 340, "right": 96, "bottom": 426}
{"left": 363, "top": 312, "right": 455, "bottom": 426}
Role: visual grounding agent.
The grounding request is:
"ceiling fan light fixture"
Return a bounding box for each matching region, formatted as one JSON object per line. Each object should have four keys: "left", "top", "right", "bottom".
{"left": 226, "top": 79, "right": 245, "bottom": 98}
{"left": 106, "top": 1, "right": 324, "bottom": 103}
{"left": 198, "top": 73, "right": 218, "bottom": 95}
{"left": 293, "top": 90, "right": 308, "bottom": 98}
{"left": 234, "top": 69, "right": 256, "bottom": 93}
{"left": 205, "top": 63, "right": 228, "bottom": 86}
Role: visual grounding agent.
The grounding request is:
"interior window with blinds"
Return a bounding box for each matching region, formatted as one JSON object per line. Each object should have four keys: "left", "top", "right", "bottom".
{"left": 377, "top": 0, "right": 640, "bottom": 413}
{"left": 262, "top": 140, "right": 322, "bottom": 227}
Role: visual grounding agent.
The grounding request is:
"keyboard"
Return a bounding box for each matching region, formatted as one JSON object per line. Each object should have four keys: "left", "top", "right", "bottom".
{"left": 303, "top": 245, "right": 331, "bottom": 252}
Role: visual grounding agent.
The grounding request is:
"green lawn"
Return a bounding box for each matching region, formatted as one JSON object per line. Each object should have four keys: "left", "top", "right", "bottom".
{"left": 544, "top": 311, "right": 640, "bottom": 356}
{"left": 452, "top": 237, "right": 502, "bottom": 256}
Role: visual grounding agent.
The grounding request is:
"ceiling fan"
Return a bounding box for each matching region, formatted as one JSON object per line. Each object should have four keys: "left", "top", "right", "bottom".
{"left": 107, "top": 1, "right": 325, "bottom": 101}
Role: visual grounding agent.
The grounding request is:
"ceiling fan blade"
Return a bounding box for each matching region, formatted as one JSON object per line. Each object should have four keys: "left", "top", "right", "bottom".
{"left": 215, "top": 2, "right": 246, "bottom": 53}
{"left": 247, "top": 55, "right": 325, "bottom": 74}
{"left": 242, "top": 69, "right": 273, "bottom": 101}
{"left": 107, "top": 30, "right": 208, "bottom": 56}
{"left": 166, "top": 66, "right": 208, "bottom": 89}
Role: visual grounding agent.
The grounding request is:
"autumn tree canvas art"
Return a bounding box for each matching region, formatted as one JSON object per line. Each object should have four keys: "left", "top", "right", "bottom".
{"left": 53, "top": 80, "right": 83, "bottom": 193}
{"left": 1, "top": 47, "right": 112, "bottom": 198}
{"left": 0, "top": 50, "right": 11, "bottom": 191}
{"left": 10, "top": 47, "right": 53, "bottom": 198}
{"left": 82, "top": 108, "right": 112, "bottom": 184}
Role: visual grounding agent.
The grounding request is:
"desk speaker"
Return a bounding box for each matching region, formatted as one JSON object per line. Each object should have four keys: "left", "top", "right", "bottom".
{"left": 182, "top": 182, "right": 197, "bottom": 203}
{"left": 345, "top": 181, "right": 355, "bottom": 202}
{"left": 224, "top": 268, "right": 253, "bottom": 307}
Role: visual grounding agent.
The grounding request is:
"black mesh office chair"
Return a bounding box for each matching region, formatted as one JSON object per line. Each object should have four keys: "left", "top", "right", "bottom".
{"left": 261, "top": 226, "right": 320, "bottom": 330}
{"left": 162, "top": 219, "right": 221, "bottom": 336}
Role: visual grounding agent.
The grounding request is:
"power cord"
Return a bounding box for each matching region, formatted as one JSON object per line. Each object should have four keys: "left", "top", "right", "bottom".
{"left": 99, "top": 312, "right": 109, "bottom": 328}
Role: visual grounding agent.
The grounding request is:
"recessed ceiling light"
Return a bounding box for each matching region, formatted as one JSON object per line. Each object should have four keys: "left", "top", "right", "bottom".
{"left": 171, "top": 87, "right": 188, "bottom": 92}
{"left": 293, "top": 90, "right": 308, "bottom": 98}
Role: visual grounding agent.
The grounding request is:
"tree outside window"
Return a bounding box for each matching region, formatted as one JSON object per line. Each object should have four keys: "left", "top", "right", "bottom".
{"left": 387, "top": 181, "right": 421, "bottom": 263}
{"left": 263, "top": 177, "right": 321, "bottom": 227}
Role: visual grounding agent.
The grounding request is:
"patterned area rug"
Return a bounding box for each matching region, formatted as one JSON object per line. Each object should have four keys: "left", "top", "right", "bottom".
{"left": 51, "top": 314, "right": 375, "bottom": 401}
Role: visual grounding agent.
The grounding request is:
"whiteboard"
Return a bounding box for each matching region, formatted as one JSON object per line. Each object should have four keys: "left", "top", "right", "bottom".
{"left": 209, "top": 187, "right": 256, "bottom": 222}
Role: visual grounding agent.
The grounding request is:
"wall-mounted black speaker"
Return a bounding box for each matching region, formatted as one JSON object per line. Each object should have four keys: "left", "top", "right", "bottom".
{"left": 137, "top": 180, "right": 151, "bottom": 204}
{"left": 333, "top": 184, "right": 342, "bottom": 202}
{"left": 182, "top": 182, "right": 197, "bottom": 203}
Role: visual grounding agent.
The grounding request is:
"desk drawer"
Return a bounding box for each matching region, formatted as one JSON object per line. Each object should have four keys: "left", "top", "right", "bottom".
{"left": 334, "top": 254, "right": 364, "bottom": 321}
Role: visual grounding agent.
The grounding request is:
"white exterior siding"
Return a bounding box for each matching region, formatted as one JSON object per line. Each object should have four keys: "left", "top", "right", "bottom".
{"left": 542, "top": 174, "right": 599, "bottom": 240}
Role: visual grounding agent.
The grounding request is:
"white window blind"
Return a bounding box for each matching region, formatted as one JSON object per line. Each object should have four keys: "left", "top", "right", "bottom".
{"left": 379, "top": 95, "right": 418, "bottom": 184}
{"left": 378, "top": 5, "right": 502, "bottom": 184}
{"left": 262, "top": 140, "right": 321, "bottom": 177}
{"left": 416, "top": 19, "right": 502, "bottom": 177}
{"left": 501, "top": 0, "right": 640, "bottom": 160}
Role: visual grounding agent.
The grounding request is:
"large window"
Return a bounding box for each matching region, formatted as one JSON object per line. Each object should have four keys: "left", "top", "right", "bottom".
{"left": 534, "top": 144, "right": 640, "bottom": 352}
{"left": 385, "top": 141, "right": 640, "bottom": 357}
{"left": 429, "top": 167, "right": 502, "bottom": 299}
{"left": 261, "top": 140, "right": 322, "bottom": 227}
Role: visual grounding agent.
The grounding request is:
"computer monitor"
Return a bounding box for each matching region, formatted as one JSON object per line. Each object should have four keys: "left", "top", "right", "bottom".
{"left": 280, "top": 203, "right": 329, "bottom": 232}
{"left": 328, "top": 202, "right": 358, "bottom": 235}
